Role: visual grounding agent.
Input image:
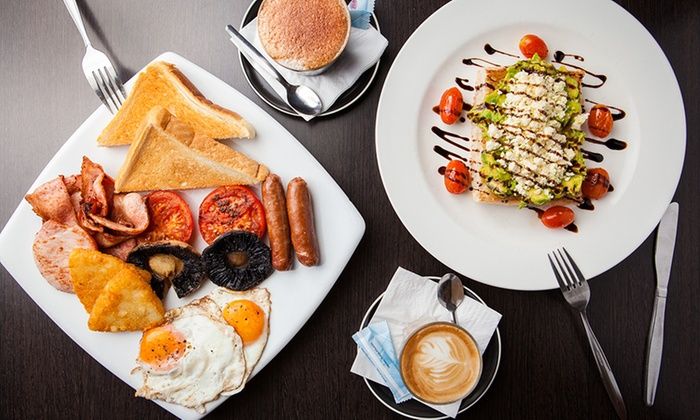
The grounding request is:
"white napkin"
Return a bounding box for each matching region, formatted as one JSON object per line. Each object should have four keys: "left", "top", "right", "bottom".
{"left": 239, "top": 18, "right": 388, "bottom": 120}
{"left": 350, "top": 267, "right": 502, "bottom": 418}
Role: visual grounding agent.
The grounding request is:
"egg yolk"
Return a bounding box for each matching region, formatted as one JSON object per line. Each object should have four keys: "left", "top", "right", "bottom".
{"left": 223, "top": 300, "right": 265, "bottom": 345}
{"left": 139, "top": 325, "right": 187, "bottom": 371}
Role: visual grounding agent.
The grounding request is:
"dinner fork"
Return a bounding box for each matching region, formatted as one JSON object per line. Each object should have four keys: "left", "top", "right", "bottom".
{"left": 548, "top": 248, "right": 628, "bottom": 420}
{"left": 62, "top": 0, "right": 127, "bottom": 113}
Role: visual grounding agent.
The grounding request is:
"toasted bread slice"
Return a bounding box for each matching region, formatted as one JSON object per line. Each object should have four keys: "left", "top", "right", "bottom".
{"left": 470, "top": 66, "right": 585, "bottom": 206}
{"left": 115, "top": 107, "right": 269, "bottom": 192}
{"left": 98, "top": 61, "right": 254, "bottom": 146}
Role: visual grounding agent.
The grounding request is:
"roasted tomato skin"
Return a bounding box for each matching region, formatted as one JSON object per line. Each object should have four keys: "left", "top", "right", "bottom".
{"left": 140, "top": 191, "right": 194, "bottom": 243}
{"left": 540, "top": 206, "right": 575, "bottom": 229}
{"left": 519, "top": 34, "right": 548, "bottom": 59}
{"left": 199, "top": 186, "right": 267, "bottom": 244}
{"left": 439, "top": 87, "right": 464, "bottom": 125}
{"left": 582, "top": 168, "right": 611, "bottom": 200}
{"left": 444, "top": 160, "right": 470, "bottom": 194}
{"left": 588, "top": 105, "right": 614, "bottom": 138}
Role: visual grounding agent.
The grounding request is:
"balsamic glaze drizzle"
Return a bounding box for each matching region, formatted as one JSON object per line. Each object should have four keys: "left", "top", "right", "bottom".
{"left": 484, "top": 43, "right": 519, "bottom": 58}
{"left": 585, "top": 137, "right": 627, "bottom": 150}
{"left": 582, "top": 149, "right": 604, "bottom": 163}
{"left": 554, "top": 50, "right": 584, "bottom": 62}
{"left": 552, "top": 53, "right": 607, "bottom": 88}
{"left": 455, "top": 77, "right": 474, "bottom": 91}
{"left": 463, "top": 57, "right": 503, "bottom": 68}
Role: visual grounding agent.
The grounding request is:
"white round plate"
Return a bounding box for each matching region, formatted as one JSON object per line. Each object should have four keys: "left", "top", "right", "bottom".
{"left": 375, "top": 0, "right": 685, "bottom": 290}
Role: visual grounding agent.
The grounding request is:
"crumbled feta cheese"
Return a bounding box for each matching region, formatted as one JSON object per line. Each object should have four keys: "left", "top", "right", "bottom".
{"left": 487, "top": 124, "right": 502, "bottom": 139}
{"left": 571, "top": 113, "right": 589, "bottom": 130}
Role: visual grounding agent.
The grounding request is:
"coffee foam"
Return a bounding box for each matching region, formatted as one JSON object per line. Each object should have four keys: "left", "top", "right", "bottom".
{"left": 401, "top": 324, "right": 481, "bottom": 404}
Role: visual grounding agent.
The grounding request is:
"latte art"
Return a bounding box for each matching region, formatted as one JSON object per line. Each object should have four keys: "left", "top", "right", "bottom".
{"left": 400, "top": 323, "right": 481, "bottom": 404}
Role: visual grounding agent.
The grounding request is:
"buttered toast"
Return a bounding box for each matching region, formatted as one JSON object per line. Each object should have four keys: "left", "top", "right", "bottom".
{"left": 467, "top": 57, "right": 587, "bottom": 207}
{"left": 115, "top": 107, "right": 268, "bottom": 192}
{"left": 98, "top": 61, "right": 255, "bottom": 146}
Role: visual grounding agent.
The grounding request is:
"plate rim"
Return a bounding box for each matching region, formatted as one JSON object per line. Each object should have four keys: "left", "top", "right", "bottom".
{"left": 358, "top": 276, "right": 502, "bottom": 419}
{"left": 374, "top": 0, "right": 686, "bottom": 291}
{"left": 237, "top": 0, "right": 382, "bottom": 118}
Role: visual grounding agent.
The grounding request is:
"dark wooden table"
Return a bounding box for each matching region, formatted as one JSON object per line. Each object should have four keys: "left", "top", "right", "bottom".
{"left": 1, "top": 1, "right": 698, "bottom": 419}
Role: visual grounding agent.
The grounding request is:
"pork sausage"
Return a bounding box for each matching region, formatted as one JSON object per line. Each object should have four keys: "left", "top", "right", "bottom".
{"left": 286, "top": 177, "right": 319, "bottom": 266}
{"left": 262, "top": 174, "right": 292, "bottom": 270}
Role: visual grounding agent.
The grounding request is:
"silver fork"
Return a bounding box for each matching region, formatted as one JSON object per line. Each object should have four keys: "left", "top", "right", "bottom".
{"left": 548, "top": 248, "right": 628, "bottom": 420}
{"left": 62, "top": 0, "right": 127, "bottom": 113}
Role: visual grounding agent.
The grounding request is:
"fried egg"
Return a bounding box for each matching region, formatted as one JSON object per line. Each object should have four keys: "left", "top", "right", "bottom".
{"left": 133, "top": 297, "right": 246, "bottom": 412}
{"left": 207, "top": 287, "right": 271, "bottom": 394}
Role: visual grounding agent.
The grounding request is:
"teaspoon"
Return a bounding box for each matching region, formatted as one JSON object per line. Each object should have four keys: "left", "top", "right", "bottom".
{"left": 225, "top": 25, "right": 323, "bottom": 117}
{"left": 437, "top": 273, "right": 465, "bottom": 324}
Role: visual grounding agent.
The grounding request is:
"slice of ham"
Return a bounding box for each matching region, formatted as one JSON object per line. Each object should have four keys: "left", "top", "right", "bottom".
{"left": 80, "top": 157, "right": 113, "bottom": 218}
{"left": 89, "top": 193, "right": 149, "bottom": 236}
{"left": 25, "top": 177, "right": 78, "bottom": 225}
{"left": 32, "top": 220, "right": 97, "bottom": 293}
{"left": 63, "top": 174, "right": 82, "bottom": 195}
{"left": 93, "top": 230, "right": 132, "bottom": 248}
{"left": 102, "top": 238, "right": 138, "bottom": 261}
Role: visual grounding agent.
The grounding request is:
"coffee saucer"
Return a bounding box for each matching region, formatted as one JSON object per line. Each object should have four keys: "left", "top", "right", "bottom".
{"left": 238, "top": 0, "right": 381, "bottom": 118}
{"left": 358, "top": 277, "right": 502, "bottom": 419}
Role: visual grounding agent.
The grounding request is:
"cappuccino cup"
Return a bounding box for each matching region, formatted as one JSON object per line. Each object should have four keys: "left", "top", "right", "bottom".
{"left": 400, "top": 322, "right": 482, "bottom": 404}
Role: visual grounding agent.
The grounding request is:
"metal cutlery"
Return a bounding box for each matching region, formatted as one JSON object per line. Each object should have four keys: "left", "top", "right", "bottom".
{"left": 225, "top": 25, "right": 323, "bottom": 117}
{"left": 548, "top": 248, "right": 627, "bottom": 420}
{"left": 644, "top": 202, "right": 679, "bottom": 406}
{"left": 437, "top": 273, "right": 465, "bottom": 324}
{"left": 62, "top": 0, "right": 127, "bottom": 113}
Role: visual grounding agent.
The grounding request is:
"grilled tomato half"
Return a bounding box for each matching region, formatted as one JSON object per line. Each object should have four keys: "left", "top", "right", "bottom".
{"left": 444, "top": 160, "right": 470, "bottom": 194}
{"left": 519, "top": 34, "right": 548, "bottom": 59}
{"left": 439, "top": 87, "right": 463, "bottom": 125}
{"left": 140, "top": 191, "right": 194, "bottom": 243}
{"left": 199, "top": 186, "right": 266, "bottom": 244}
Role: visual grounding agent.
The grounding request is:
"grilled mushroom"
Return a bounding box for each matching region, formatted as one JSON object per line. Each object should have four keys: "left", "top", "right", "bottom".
{"left": 127, "top": 240, "right": 205, "bottom": 298}
{"left": 202, "top": 231, "right": 273, "bottom": 291}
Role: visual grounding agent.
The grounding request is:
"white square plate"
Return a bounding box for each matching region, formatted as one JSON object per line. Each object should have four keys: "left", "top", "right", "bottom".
{"left": 0, "top": 52, "right": 365, "bottom": 419}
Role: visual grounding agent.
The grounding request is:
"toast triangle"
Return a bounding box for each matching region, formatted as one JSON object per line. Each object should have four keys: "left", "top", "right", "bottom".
{"left": 115, "top": 107, "right": 269, "bottom": 192}
{"left": 98, "top": 61, "right": 255, "bottom": 146}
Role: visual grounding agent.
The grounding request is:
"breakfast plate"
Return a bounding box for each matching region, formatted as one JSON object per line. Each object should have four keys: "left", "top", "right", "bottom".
{"left": 239, "top": 0, "right": 381, "bottom": 117}
{"left": 375, "top": 0, "right": 685, "bottom": 290}
{"left": 0, "top": 52, "right": 365, "bottom": 419}
{"left": 359, "top": 278, "right": 501, "bottom": 419}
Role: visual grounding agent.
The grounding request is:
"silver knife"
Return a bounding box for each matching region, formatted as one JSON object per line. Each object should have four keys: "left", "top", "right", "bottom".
{"left": 644, "top": 202, "right": 679, "bottom": 406}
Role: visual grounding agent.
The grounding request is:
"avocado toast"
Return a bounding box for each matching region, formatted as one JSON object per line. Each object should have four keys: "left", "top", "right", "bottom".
{"left": 467, "top": 56, "right": 589, "bottom": 206}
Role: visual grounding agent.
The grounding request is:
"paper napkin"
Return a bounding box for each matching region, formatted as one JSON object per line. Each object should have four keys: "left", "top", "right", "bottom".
{"left": 238, "top": 18, "right": 388, "bottom": 120}
{"left": 350, "top": 267, "right": 502, "bottom": 418}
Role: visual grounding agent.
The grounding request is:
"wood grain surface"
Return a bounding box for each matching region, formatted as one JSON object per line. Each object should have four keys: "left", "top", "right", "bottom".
{"left": 0, "top": 1, "right": 698, "bottom": 419}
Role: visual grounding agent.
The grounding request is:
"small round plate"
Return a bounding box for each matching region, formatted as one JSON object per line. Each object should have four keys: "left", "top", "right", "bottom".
{"left": 239, "top": 0, "right": 382, "bottom": 118}
{"left": 359, "top": 277, "right": 502, "bottom": 419}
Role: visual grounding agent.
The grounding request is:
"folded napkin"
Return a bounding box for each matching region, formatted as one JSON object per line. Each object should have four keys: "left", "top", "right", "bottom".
{"left": 239, "top": 18, "right": 388, "bottom": 120}
{"left": 350, "top": 267, "right": 502, "bottom": 418}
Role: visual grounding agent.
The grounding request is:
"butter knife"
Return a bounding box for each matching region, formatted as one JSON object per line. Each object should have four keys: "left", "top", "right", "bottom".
{"left": 644, "top": 202, "right": 679, "bottom": 406}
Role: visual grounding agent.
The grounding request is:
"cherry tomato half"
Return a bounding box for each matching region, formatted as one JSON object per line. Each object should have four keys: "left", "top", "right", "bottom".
{"left": 582, "top": 168, "right": 611, "bottom": 200}
{"left": 444, "top": 160, "right": 471, "bottom": 194}
{"left": 588, "top": 105, "right": 614, "bottom": 138}
{"left": 439, "top": 87, "right": 463, "bottom": 125}
{"left": 519, "top": 34, "right": 548, "bottom": 59}
{"left": 540, "top": 206, "right": 575, "bottom": 229}
{"left": 199, "top": 186, "right": 266, "bottom": 244}
{"left": 139, "top": 191, "right": 194, "bottom": 243}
